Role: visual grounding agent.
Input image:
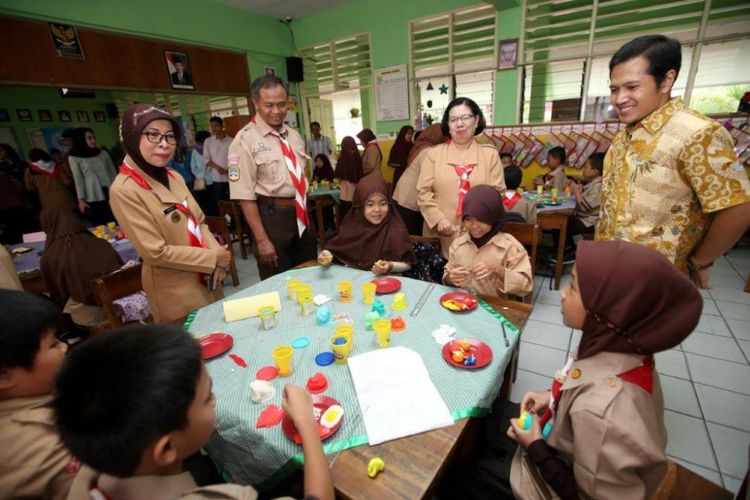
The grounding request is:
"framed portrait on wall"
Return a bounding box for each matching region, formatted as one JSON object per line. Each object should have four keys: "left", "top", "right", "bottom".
{"left": 498, "top": 39, "right": 518, "bottom": 70}
{"left": 94, "top": 111, "right": 106, "bottom": 122}
{"left": 165, "top": 50, "right": 194, "bottom": 90}
{"left": 38, "top": 109, "right": 53, "bottom": 122}
{"left": 17, "top": 109, "right": 32, "bottom": 122}
{"left": 77, "top": 111, "right": 90, "bottom": 122}
{"left": 58, "top": 110, "right": 72, "bottom": 122}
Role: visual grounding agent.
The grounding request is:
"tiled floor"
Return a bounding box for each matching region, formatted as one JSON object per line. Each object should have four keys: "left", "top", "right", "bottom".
{"left": 509, "top": 244, "right": 750, "bottom": 494}
{"left": 223, "top": 242, "right": 750, "bottom": 493}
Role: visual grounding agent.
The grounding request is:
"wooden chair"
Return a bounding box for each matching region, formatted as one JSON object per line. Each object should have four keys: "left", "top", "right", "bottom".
{"left": 650, "top": 460, "right": 733, "bottom": 499}
{"left": 91, "top": 263, "right": 149, "bottom": 329}
{"left": 504, "top": 222, "right": 542, "bottom": 303}
{"left": 308, "top": 196, "right": 341, "bottom": 246}
{"left": 205, "top": 216, "right": 240, "bottom": 287}
{"left": 218, "top": 200, "right": 252, "bottom": 260}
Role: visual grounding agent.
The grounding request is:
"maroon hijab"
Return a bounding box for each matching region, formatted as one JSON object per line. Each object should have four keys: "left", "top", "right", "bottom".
{"left": 334, "top": 136, "right": 363, "bottom": 183}
{"left": 461, "top": 185, "right": 506, "bottom": 248}
{"left": 407, "top": 124, "right": 447, "bottom": 166}
{"left": 325, "top": 176, "right": 416, "bottom": 270}
{"left": 313, "top": 154, "right": 335, "bottom": 182}
{"left": 120, "top": 104, "right": 181, "bottom": 187}
{"left": 387, "top": 125, "right": 414, "bottom": 169}
{"left": 575, "top": 240, "right": 702, "bottom": 360}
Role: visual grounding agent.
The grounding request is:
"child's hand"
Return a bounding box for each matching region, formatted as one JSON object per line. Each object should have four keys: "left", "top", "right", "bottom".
{"left": 521, "top": 390, "right": 551, "bottom": 414}
{"left": 437, "top": 218, "right": 456, "bottom": 236}
{"left": 448, "top": 267, "right": 470, "bottom": 286}
{"left": 471, "top": 262, "right": 492, "bottom": 280}
{"left": 569, "top": 182, "right": 581, "bottom": 195}
{"left": 507, "top": 412, "right": 543, "bottom": 449}
{"left": 282, "top": 384, "right": 315, "bottom": 429}
{"left": 371, "top": 260, "right": 391, "bottom": 275}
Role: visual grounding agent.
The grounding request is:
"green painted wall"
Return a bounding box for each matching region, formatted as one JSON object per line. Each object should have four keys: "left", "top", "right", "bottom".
{"left": 0, "top": 85, "right": 120, "bottom": 158}
{"left": 292, "top": 0, "right": 523, "bottom": 133}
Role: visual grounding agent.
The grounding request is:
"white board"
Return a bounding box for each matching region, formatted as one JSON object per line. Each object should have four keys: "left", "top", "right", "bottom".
{"left": 375, "top": 65, "right": 409, "bottom": 122}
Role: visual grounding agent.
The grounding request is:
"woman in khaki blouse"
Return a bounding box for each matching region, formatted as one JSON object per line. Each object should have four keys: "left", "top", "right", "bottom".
{"left": 416, "top": 97, "right": 505, "bottom": 258}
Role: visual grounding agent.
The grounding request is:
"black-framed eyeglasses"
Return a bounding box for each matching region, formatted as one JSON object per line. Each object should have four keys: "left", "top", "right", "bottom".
{"left": 448, "top": 114, "right": 476, "bottom": 126}
{"left": 142, "top": 131, "right": 178, "bottom": 145}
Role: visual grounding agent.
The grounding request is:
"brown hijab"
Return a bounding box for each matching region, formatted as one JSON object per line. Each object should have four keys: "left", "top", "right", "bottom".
{"left": 461, "top": 185, "right": 506, "bottom": 248}
{"left": 39, "top": 208, "right": 123, "bottom": 305}
{"left": 387, "top": 125, "right": 414, "bottom": 169}
{"left": 120, "top": 104, "right": 181, "bottom": 188}
{"left": 575, "top": 240, "right": 702, "bottom": 360}
{"left": 357, "top": 128, "right": 381, "bottom": 156}
{"left": 325, "top": 176, "right": 416, "bottom": 270}
{"left": 407, "top": 124, "right": 447, "bottom": 166}
{"left": 334, "top": 136, "right": 363, "bottom": 183}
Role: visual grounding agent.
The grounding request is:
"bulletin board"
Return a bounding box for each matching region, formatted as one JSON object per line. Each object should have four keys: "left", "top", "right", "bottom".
{"left": 375, "top": 65, "right": 409, "bottom": 121}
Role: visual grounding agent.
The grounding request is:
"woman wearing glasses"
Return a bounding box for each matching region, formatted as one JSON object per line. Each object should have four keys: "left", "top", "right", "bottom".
{"left": 109, "top": 104, "right": 231, "bottom": 323}
{"left": 417, "top": 97, "right": 505, "bottom": 258}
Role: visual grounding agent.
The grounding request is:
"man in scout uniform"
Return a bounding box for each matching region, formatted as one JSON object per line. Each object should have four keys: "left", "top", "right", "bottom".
{"left": 229, "top": 76, "right": 317, "bottom": 279}
{"left": 597, "top": 34, "right": 750, "bottom": 288}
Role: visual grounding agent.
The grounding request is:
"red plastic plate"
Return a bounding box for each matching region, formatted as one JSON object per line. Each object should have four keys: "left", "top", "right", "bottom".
{"left": 198, "top": 333, "right": 234, "bottom": 360}
{"left": 439, "top": 292, "right": 478, "bottom": 313}
{"left": 442, "top": 339, "right": 493, "bottom": 369}
{"left": 371, "top": 277, "right": 401, "bottom": 294}
{"left": 282, "top": 395, "right": 344, "bottom": 445}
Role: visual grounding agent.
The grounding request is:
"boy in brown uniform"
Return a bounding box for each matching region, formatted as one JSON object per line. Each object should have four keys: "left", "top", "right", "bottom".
{"left": 55, "top": 325, "right": 333, "bottom": 500}
{"left": 0, "top": 290, "right": 78, "bottom": 499}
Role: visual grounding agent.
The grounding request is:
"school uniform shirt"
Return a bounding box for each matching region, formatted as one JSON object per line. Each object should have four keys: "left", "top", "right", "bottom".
{"left": 544, "top": 166, "right": 568, "bottom": 193}
{"left": 504, "top": 191, "right": 537, "bottom": 224}
{"left": 69, "top": 150, "right": 117, "bottom": 202}
{"left": 361, "top": 143, "right": 383, "bottom": 179}
{"left": 510, "top": 351, "right": 667, "bottom": 500}
{"left": 576, "top": 177, "right": 602, "bottom": 228}
{"left": 596, "top": 97, "right": 750, "bottom": 269}
{"left": 24, "top": 165, "right": 77, "bottom": 211}
{"left": 305, "top": 135, "right": 333, "bottom": 159}
{"left": 228, "top": 115, "right": 309, "bottom": 201}
{"left": 109, "top": 163, "right": 224, "bottom": 324}
{"left": 0, "top": 244, "right": 23, "bottom": 290}
{"left": 203, "top": 135, "right": 233, "bottom": 184}
{"left": 0, "top": 395, "right": 79, "bottom": 500}
{"left": 67, "top": 466, "right": 295, "bottom": 500}
{"left": 444, "top": 232, "right": 533, "bottom": 297}
{"left": 417, "top": 141, "right": 505, "bottom": 258}
{"left": 393, "top": 148, "right": 430, "bottom": 211}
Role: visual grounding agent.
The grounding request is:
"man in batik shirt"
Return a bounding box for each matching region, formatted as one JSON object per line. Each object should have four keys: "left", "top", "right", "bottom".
{"left": 597, "top": 35, "right": 750, "bottom": 288}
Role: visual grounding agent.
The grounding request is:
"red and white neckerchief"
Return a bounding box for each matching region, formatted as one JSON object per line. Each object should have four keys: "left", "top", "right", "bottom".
{"left": 539, "top": 357, "right": 573, "bottom": 429}
{"left": 365, "top": 140, "right": 378, "bottom": 148}
{"left": 252, "top": 116, "right": 309, "bottom": 236}
{"left": 29, "top": 161, "right": 58, "bottom": 177}
{"left": 503, "top": 191, "right": 522, "bottom": 209}
{"left": 119, "top": 164, "right": 207, "bottom": 281}
{"left": 453, "top": 164, "right": 476, "bottom": 217}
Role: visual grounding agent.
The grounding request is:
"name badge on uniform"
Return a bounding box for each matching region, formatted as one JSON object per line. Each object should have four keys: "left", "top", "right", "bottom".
{"left": 227, "top": 153, "right": 240, "bottom": 182}
{"left": 252, "top": 142, "right": 270, "bottom": 154}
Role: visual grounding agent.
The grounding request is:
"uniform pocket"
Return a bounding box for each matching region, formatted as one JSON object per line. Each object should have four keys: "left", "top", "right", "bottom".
{"left": 254, "top": 153, "right": 281, "bottom": 183}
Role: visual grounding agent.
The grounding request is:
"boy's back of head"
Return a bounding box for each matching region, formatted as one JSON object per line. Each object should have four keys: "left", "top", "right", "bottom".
{"left": 548, "top": 146, "right": 566, "bottom": 166}
{"left": 504, "top": 166, "right": 523, "bottom": 191}
{"left": 587, "top": 152, "right": 605, "bottom": 176}
{"left": 54, "top": 325, "right": 202, "bottom": 477}
{"left": 0, "top": 290, "right": 61, "bottom": 373}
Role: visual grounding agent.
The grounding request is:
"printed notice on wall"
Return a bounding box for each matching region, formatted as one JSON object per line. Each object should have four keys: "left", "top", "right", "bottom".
{"left": 375, "top": 65, "right": 409, "bottom": 121}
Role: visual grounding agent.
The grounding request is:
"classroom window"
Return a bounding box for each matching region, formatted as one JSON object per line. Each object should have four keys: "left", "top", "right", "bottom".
{"left": 300, "top": 33, "right": 372, "bottom": 97}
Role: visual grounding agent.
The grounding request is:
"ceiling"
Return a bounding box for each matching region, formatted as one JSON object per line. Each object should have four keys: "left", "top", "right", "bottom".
{"left": 215, "top": 0, "right": 360, "bottom": 20}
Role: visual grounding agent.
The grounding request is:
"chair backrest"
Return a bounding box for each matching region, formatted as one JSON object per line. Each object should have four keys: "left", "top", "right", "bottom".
{"left": 91, "top": 263, "right": 145, "bottom": 328}
{"left": 650, "top": 460, "right": 733, "bottom": 500}
{"left": 205, "top": 216, "right": 231, "bottom": 249}
{"left": 504, "top": 223, "right": 541, "bottom": 276}
{"left": 218, "top": 200, "right": 246, "bottom": 228}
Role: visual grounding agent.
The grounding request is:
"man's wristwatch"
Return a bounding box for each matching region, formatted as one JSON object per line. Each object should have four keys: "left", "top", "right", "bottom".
{"left": 687, "top": 255, "right": 713, "bottom": 273}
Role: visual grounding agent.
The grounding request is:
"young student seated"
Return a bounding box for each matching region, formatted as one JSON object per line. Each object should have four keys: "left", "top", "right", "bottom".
{"left": 443, "top": 185, "right": 533, "bottom": 298}
{"left": 312, "top": 153, "right": 335, "bottom": 183}
{"left": 502, "top": 166, "right": 537, "bottom": 224}
{"left": 533, "top": 146, "right": 568, "bottom": 192}
{"left": 319, "top": 176, "right": 416, "bottom": 275}
{"left": 55, "top": 325, "right": 334, "bottom": 500}
{"left": 441, "top": 240, "right": 702, "bottom": 500}
{"left": 567, "top": 152, "right": 604, "bottom": 242}
{"left": 0, "top": 290, "right": 78, "bottom": 499}
{"left": 500, "top": 152, "right": 515, "bottom": 169}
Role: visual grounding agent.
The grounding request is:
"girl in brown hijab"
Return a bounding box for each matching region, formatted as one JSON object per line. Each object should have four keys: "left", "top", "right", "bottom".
{"left": 443, "top": 185, "right": 532, "bottom": 298}
{"left": 334, "top": 136, "right": 363, "bottom": 219}
{"left": 387, "top": 125, "right": 414, "bottom": 188}
{"left": 357, "top": 128, "right": 383, "bottom": 179}
{"left": 39, "top": 207, "right": 123, "bottom": 326}
{"left": 109, "top": 104, "right": 230, "bottom": 323}
{"left": 502, "top": 240, "right": 703, "bottom": 500}
{"left": 320, "top": 176, "right": 415, "bottom": 274}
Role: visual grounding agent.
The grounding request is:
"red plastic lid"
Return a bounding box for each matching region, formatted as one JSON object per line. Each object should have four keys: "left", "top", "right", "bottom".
{"left": 256, "top": 366, "right": 279, "bottom": 381}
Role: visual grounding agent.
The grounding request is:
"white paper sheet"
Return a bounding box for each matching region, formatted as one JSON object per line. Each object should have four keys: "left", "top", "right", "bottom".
{"left": 347, "top": 347, "right": 454, "bottom": 445}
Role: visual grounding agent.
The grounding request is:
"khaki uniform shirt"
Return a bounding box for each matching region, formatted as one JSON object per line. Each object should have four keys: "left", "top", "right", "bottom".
{"left": 417, "top": 141, "right": 506, "bottom": 258}
{"left": 505, "top": 192, "right": 538, "bottom": 224}
{"left": 109, "top": 162, "right": 223, "bottom": 324}
{"left": 25, "top": 168, "right": 77, "bottom": 212}
{"left": 0, "top": 245, "right": 23, "bottom": 290}
{"left": 511, "top": 352, "right": 667, "bottom": 499}
{"left": 444, "top": 232, "right": 533, "bottom": 297}
{"left": 228, "top": 115, "right": 309, "bottom": 201}
{"left": 596, "top": 97, "right": 750, "bottom": 269}
{"left": 393, "top": 148, "right": 430, "bottom": 211}
{"left": 68, "top": 466, "right": 295, "bottom": 500}
{"left": 576, "top": 177, "right": 602, "bottom": 228}
{"left": 545, "top": 166, "right": 568, "bottom": 193}
{"left": 361, "top": 144, "right": 383, "bottom": 179}
{"left": 0, "top": 395, "right": 79, "bottom": 500}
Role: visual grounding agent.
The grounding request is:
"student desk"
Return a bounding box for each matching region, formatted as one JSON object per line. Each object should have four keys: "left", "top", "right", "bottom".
{"left": 183, "top": 264, "right": 530, "bottom": 497}
{"left": 307, "top": 186, "right": 342, "bottom": 246}
{"left": 525, "top": 193, "right": 577, "bottom": 290}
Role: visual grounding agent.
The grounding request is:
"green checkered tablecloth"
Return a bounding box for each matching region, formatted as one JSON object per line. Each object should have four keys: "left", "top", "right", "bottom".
{"left": 184, "top": 265, "right": 520, "bottom": 490}
{"left": 308, "top": 187, "right": 340, "bottom": 205}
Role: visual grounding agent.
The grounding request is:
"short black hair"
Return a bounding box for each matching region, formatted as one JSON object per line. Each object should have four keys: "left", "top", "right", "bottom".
{"left": 310, "top": 121, "right": 320, "bottom": 128}
{"left": 54, "top": 325, "right": 202, "bottom": 477}
{"left": 194, "top": 130, "right": 210, "bottom": 144}
{"left": 251, "top": 74, "right": 289, "bottom": 101}
{"left": 586, "top": 152, "right": 605, "bottom": 175}
{"left": 500, "top": 152, "right": 513, "bottom": 161}
{"left": 609, "top": 35, "right": 682, "bottom": 88}
{"left": 0, "top": 290, "right": 60, "bottom": 370}
{"left": 548, "top": 146, "right": 566, "bottom": 164}
{"left": 504, "top": 165, "right": 523, "bottom": 190}
{"left": 61, "top": 129, "right": 76, "bottom": 140}
{"left": 441, "top": 97, "right": 486, "bottom": 137}
{"left": 209, "top": 116, "right": 223, "bottom": 126}
{"left": 29, "top": 148, "right": 52, "bottom": 162}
